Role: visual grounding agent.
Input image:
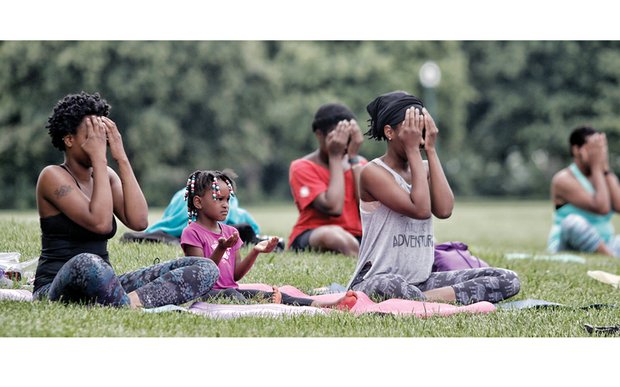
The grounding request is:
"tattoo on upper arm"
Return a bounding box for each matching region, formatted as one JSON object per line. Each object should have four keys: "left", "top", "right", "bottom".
{"left": 54, "top": 185, "right": 73, "bottom": 199}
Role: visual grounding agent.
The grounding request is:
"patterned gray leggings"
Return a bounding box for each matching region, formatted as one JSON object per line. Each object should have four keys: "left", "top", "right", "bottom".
{"left": 351, "top": 267, "right": 521, "bottom": 304}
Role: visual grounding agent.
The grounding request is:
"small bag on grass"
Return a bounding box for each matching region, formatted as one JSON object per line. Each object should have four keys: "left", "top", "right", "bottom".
{"left": 433, "top": 241, "right": 489, "bottom": 272}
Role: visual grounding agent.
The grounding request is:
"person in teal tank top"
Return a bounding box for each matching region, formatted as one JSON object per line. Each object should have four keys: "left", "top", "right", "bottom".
{"left": 548, "top": 126, "right": 620, "bottom": 257}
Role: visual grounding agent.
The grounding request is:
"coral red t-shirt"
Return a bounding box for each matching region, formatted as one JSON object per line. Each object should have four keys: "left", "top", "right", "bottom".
{"left": 288, "top": 158, "right": 363, "bottom": 247}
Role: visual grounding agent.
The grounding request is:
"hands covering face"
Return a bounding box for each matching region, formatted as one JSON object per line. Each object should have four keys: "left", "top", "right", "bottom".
{"left": 100, "top": 116, "right": 127, "bottom": 161}
{"left": 325, "top": 119, "right": 364, "bottom": 158}
{"left": 398, "top": 107, "right": 439, "bottom": 151}
{"left": 79, "top": 115, "right": 108, "bottom": 162}
{"left": 79, "top": 115, "right": 128, "bottom": 162}
{"left": 581, "top": 132, "right": 609, "bottom": 170}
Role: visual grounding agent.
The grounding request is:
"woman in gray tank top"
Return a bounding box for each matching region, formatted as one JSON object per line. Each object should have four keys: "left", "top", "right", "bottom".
{"left": 347, "top": 91, "right": 520, "bottom": 305}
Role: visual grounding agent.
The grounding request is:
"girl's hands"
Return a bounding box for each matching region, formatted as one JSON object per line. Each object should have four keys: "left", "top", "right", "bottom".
{"left": 399, "top": 107, "right": 425, "bottom": 151}
{"left": 253, "top": 236, "right": 279, "bottom": 254}
{"left": 80, "top": 116, "right": 108, "bottom": 164}
{"left": 101, "top": 117, "right": 128, "bottom": 162}
{"left": 217, "top": 232, "right": 239, "bottom": 249}
{"left": 422, "top": 107, "right": 439, "bottom": 151}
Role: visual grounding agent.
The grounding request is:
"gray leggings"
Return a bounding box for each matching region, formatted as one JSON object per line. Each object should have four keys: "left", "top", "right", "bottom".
{"left": 350, "top": 267, "right": 520, "bottom": 304}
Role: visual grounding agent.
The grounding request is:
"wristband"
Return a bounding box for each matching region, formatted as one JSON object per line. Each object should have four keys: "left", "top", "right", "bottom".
{"left": 348, "top": 155, "right": 361, "bottom": 165}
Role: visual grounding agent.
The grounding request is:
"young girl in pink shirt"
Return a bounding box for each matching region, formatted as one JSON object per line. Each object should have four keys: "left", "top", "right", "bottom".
{"left": 180, "top": 169, "right": 356, "bottom": 309}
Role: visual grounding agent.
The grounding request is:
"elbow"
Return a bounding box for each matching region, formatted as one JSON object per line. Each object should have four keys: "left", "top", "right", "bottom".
{"left": 433, "top": 203, "right": 454, "bottom": 219}
{"left": 406, "top": 200, "right": 432, "bottom": 219}
{"left": 312, "top": 195, "right": 344, "bottom": 217}
{"left": 124, "top": 214, "right": 149, "bottom": 232}
{"left": 418, "top": 210, "right": 433, "bottom": 219}
{"left": 434, "top": 209, "right": 453, "bottom": 219}
{"left": 593, "top": 203, "right": 611, "bottom": 215}
{"left": 132, "top": 218, "right": 149, "bottom": 232}
{"left": 322, "top": 203, "right": 344, "bottom": 217}
{"left": 326, "top": 208, "right": 343, "bottom": 217}
{"left": 408, "top": 208, "right": 432, "bottom": 219}
{"left": 596, "top": 207, "right": 611, "bottom": 215}
{"left": 92, "top": 221, "right": 114, "bottom": 235}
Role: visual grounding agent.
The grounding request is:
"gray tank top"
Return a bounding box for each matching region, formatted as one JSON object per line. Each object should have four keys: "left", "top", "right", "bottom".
{"left": 347, "top": 158, "right": 434, "bottom": 288}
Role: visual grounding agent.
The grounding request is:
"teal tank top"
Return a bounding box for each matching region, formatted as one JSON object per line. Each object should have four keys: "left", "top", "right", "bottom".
{"left": 547, "top": 163, "right": 614, "bottom": 251}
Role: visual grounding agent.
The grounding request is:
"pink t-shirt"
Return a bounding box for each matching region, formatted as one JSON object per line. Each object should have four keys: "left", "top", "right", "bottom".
{"left": 180, "top": 221, "right": 243, "bottom": 290}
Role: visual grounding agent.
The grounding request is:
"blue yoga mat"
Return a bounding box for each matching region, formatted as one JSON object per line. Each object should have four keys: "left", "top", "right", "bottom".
{"left": 504, "top": 253, "right": 586, "bottom": 264}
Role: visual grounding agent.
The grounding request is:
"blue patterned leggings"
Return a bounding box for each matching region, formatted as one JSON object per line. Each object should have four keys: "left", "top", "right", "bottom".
{"left": 351, "top": 267, "right": 520, "bottom": 305}
{"left": 33, "top": 253, "right": 219, "bottom": 308}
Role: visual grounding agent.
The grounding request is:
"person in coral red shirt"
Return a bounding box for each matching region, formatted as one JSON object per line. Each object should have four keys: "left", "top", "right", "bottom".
{"left": 288, "top": 103, "right": 367, "bottom": 257}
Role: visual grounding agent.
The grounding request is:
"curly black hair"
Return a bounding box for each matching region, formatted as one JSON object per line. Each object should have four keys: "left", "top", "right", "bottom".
{"left": 46, "top": 91, "right": 111, "bottom": 151}
{"left": 185, "top": 169, "right": 238, "bottom": 223}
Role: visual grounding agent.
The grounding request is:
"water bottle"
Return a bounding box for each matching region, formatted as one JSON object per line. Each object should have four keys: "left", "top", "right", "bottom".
{"left": 0, "top": 268, "right": 14, "bottom": 288}
{"left": 0, "top": 253, "right": 38, "bottom": 284}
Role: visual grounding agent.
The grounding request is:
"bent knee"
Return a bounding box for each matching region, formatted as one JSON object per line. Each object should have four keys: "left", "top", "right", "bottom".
{"left": 310, "top": 226, "right": 359, "bottom": 254}
{"left": 501, "top": 269, "right": 521, "bottom": 298}
{"left": 67, "top": 253, "right": 107, "bottom": 272}
{"left": 192, "top": 258, "right": 219, "bottom": 291}
{"left": 561, "top": 214, "right": 588, "bottom": 232}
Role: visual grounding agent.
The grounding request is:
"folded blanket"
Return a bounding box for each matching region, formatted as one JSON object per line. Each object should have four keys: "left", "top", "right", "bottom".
{"left": 0, "top": 289, "right": 33, "bottom": 302}
{"left": 237, "top": 283, "right": 496, "bottom": 317}
{"left": 587, "top": 270, "right": 620, "bottom": 289}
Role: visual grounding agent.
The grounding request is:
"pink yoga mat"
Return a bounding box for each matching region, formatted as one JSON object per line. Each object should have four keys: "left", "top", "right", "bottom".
{"left": 238, "top": 283, "right": 496, "bottom": 317}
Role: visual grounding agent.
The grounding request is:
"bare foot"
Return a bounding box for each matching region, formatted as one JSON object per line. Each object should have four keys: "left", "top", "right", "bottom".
{"left": 127, "top": 291, "right": 143, "bottom": 309}
{"left": 311, "top": 291, "right": 358, "bottom": 310}
{"left": 271, "top": 286, "right": 283, "bottom": 304}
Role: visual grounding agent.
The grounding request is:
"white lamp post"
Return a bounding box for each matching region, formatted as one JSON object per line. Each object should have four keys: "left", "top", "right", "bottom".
{"left": 419, "top": 61, "right": 441, "bottom": 119}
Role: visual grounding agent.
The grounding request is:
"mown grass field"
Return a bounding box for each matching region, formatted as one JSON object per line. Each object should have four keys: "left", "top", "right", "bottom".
{"left": 1, "top": 200, "right": 619, "bottom": 338}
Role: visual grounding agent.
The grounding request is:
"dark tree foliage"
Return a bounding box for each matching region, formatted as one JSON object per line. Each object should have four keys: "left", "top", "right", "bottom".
{"left": 1, "top": 41, "right": 619, "bottom": 208}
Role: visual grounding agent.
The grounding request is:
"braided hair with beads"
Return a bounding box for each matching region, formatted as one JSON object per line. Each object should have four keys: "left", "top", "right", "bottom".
{"left": 184, "top": 169, "right": 237, "bottom": 224}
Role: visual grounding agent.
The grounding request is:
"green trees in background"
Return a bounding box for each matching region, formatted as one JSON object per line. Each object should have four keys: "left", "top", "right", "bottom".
{"left": 1, "top": 41, "right": 619, "bottom": 209}
{"left": 463, "top": 41, "right": 620, "bottom": 197}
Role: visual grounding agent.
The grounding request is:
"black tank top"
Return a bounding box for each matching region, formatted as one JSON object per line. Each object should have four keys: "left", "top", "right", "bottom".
{"left": 33, "top": 165, "right": 117, "bottom": 292}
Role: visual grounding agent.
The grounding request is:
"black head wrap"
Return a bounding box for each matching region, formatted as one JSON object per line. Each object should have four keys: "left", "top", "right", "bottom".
{"left": 365, "top": 91, "right": 424, "bottom": 141}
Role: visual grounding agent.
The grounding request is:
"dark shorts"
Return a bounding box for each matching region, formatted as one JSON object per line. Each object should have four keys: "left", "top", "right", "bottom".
{"left": 289, "top": 228, "right": 362, "bottom": 252}
{"left": 289, "top": 229, "right": 314, "bottom": 252}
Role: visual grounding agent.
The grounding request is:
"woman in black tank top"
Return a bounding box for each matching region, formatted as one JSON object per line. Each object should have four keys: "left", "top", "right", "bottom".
{"left": 33, "top": 92, "right": 218, "bottom": 308}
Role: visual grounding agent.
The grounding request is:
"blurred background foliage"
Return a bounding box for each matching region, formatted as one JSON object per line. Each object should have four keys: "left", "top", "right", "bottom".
{"left": 2, "top": 41, "right": 620, "bottom": 209}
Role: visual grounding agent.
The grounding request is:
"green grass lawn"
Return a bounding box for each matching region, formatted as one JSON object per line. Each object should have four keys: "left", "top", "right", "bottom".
{"left": 1, "top": 200, "right": 619, "bottom": 337}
